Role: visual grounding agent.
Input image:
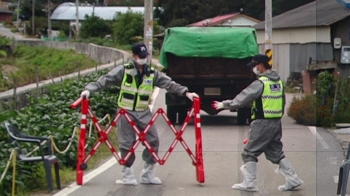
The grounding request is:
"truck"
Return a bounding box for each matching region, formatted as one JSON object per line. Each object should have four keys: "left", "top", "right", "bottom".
{"left": 159, "top": 27, "right": 259, "bottom": 125}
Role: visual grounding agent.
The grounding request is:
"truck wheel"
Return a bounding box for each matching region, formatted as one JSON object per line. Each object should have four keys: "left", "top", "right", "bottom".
{"left": 167, "top": 106, "right": 177, "bottom": 125}
{"left": 178, "top": 106, "right": 188, "bottom": 125}
{"left": 237, "top": 108, "right": 250, "bottom": 125}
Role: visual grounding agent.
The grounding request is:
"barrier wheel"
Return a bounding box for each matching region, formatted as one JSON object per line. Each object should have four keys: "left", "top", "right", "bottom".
{"left": 80, "top": 163, "right": 88, "bottom": 170}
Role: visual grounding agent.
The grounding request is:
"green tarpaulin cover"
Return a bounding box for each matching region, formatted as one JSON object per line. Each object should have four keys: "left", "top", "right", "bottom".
{"left": 159, "top": 27, "right": 259, "bottom": 69}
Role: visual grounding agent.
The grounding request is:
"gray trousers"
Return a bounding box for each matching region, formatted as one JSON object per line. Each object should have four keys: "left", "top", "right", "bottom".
{"left": 117, "top": 108, "right": 159, "bottom": 167}
{"left": 242, "top": 118, "right": 285, "bottom": 164}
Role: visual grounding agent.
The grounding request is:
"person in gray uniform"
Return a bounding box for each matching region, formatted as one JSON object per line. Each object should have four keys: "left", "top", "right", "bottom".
{"left": 80, "top": 43, "right": 199, "bottom": 185}
{"left": 212, "top": 54, "right": 303, "bottom": 192}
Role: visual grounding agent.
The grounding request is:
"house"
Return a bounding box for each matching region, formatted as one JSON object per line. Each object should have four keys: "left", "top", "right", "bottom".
{"left": 0, "top": 0, "right": 13, "bottom": 23}
{"left": 187, "top": 13, "right": 261, "bottom": 27}
{"left": 253, "top": 0, "right": 350, "bottom": 83}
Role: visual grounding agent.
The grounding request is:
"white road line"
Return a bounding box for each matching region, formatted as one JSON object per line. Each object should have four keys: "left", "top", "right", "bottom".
{"left": 53, "top": 157, "right": 117, "bottom": 196}
{"left": 334, "top": 175, "right": 339, "bottom": 184}
{"left": 308, "top": 126, "right": 330, "bottom": 149}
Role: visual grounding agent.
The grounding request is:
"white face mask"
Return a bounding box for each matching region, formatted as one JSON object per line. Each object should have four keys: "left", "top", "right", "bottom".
{"left": 136, "top": 58, "right": 147, "bottom": 65}
{"left": 253, "top": 66, "right": 260, "bottom": 75}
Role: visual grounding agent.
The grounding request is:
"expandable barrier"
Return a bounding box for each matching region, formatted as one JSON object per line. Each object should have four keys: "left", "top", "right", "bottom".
{"left": 71, "top": 97, "right": 205, "bottom": 185}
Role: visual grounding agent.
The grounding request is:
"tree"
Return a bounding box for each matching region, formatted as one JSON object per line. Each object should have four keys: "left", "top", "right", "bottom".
{"left": 112, "top": 11, "right": 143, "bottom": 44}
{"left": 80, "top": 14, "right": 113, "bottom": 38}
{"left": 157, "top": 0, "right": 314, "bottom": 28}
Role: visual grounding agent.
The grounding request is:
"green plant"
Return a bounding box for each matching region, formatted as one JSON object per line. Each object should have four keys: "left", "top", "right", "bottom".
{"left": 287, "top": 94, "right": 316, "bottom": 125}
{"left": 0, "top": 45, "right": 97, "bottom": 92}
{"left": 80, "top": 14, "right": 113, "bottom": 39}
{"left": 0, "top": 68, "right": 120, "bottom": 195}
{"left": 113, "top": 11, "right": 143, "bottom": 44}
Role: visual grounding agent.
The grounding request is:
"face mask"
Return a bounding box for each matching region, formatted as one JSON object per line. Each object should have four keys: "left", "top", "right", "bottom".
{"left": 136, "top": 58, "right": 147, "bottom": 65}
{"left": 253, "top": 66, "right": 260, "bottom": 75}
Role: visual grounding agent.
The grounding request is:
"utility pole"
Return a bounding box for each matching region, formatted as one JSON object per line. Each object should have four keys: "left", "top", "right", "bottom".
{"left": 265, "top": 0, "right": 273, "bottom": 67}
{"left": 16, "top": 0, "right": 20, "bottom": 29}
{"left": 32, "top": 0, "right": 35, "bottom": 35}
{"left": 144, "top": 0, "right": 153, "bottom": 62}
{"left": 47, "top": 0, "right": 51, "bottom": 39}
{"left": 75, "top": 0, "right": 79, "bottom": 38}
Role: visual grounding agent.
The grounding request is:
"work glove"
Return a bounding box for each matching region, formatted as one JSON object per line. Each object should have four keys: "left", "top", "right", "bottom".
{"left": 185, "top": 92, "right": 199, "bottom": 101}
{"left": 211, "top": 101, "right": 224, "bottom": 110}
{"left": 80, "top": 90, "right": 90, "bottom": 98}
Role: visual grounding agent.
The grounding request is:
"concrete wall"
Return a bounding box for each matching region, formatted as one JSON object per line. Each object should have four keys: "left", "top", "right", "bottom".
{"left": 13, "top": 40, "right": 129, "bottom": 64}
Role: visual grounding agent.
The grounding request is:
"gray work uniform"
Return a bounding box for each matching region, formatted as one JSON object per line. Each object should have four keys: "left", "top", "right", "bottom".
{"left": 222, "top": 69, "right": 285, "bottom": 164}
{"left": 85, "top": 61, "right": 188, "bottom": 166}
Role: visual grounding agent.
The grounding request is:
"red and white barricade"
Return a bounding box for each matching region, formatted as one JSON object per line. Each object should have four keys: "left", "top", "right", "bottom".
{"left": 71, "top": 97, "right": 205, "bottom": 185}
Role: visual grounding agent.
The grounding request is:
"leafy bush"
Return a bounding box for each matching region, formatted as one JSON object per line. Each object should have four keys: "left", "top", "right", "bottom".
{"left": 80, "top": 14, "right": 113, "bottom": 39}
{"left": 288, "top": 94, "right": 316, "bottom": 125}
{"left": 113, "top": 11, "right": 143, "bottom": 44}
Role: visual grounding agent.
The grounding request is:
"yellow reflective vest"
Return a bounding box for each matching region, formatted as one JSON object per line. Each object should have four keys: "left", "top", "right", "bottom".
{"left": 117, "top": 63, "right": 155, "bottom": 111}
{"left": 252, "top": 76, "right": 284, "bottom": 119}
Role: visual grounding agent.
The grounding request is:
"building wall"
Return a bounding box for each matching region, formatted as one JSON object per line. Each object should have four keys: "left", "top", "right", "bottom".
{"left": 258, "top": 43, "right": 332, "bottom": 82}
{"left": 331, "top": 17, "right": 350, "bottom": 65}
{"left": 0, "top": 13, "right": 12, "bottom": 22}
{"left": 221, "top": 17, "right": 258, "bottom": 27}
{"left": 332, "top": 17, "right": 350, "bottom": 78}
{"left": 256, "top": 26, "right": 330, "bottom": 44}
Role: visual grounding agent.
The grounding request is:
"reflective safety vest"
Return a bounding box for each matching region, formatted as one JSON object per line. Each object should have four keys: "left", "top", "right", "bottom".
{"left": 252, "top": 76, "right": 284, "bottom": 119}
{"left": 117, "top": 63, "right": 155, "bottom": 111}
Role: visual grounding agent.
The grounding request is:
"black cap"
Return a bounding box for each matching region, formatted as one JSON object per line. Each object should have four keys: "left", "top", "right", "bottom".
{"left": 132, "top": 43, "right": 149, "bottom": 58}
{"left": 247, "top": 54, "right": 270, "bottom": 67}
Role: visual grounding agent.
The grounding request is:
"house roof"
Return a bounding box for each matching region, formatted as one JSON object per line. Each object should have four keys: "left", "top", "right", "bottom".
{"left": 50, "top": 3, "right": 145, "bottom": 20}
{"left": 254, "top": 0, "right": 350, "bottom": 30}
{"left": 187, "top": 13, "right": 260, "bottom": 27}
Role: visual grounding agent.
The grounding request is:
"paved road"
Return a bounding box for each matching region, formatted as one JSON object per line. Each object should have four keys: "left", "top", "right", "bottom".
{"left": 52, "top": 91, "right": 346, "bottom": 196}
{"left": 0, "top": 24, "right": 36, "bottom": 40}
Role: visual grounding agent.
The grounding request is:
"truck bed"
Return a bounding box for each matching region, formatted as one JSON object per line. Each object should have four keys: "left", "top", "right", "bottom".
{"left": 165, "top": 53, "right": 253, "bottom": 79}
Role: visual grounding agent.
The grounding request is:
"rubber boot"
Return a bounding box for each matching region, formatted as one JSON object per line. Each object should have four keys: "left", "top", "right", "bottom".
{"left": 140, "top": 163, "right": 162, "bottom": 184}
{"left": 115, "top": 166, "right": 138, "bottom": 185}
{"left": 232, "top": 162, "right": 258, "bottom": 191}
{"left": 275, "top": 158, "right": 303, "bottom": 191}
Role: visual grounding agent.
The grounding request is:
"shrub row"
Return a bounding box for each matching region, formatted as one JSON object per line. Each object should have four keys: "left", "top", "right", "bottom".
{"left": 288, "top": 71, "right": 350, "bottom": 127}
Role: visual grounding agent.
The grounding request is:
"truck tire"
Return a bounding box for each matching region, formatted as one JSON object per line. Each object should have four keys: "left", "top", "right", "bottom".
{"left": 166, "top": 105, "right": 188, "bottom": 125}
{"left": 178, "top": 106, "right": 188, "bottom": 125}
{"left": 167, "top": 106, "right": 177, "bottom": 125}
{"left": 237, "top": 108, "right": 251, "bottom": 125}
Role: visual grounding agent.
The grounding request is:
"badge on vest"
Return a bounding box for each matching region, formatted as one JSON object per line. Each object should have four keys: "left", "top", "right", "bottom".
{"left": 143, "top": 79, "right": 152, "bottom": 85}
{"left": 270, "top": 84, "right": 281, "bottom": 92}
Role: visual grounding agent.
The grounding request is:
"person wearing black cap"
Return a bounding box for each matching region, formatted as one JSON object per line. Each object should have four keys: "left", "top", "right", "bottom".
{"left": 80, "top": 43, "right": 199, "bottom": 185}
{"left": 212, "top": 54, "right": 303, "bottom": 192}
